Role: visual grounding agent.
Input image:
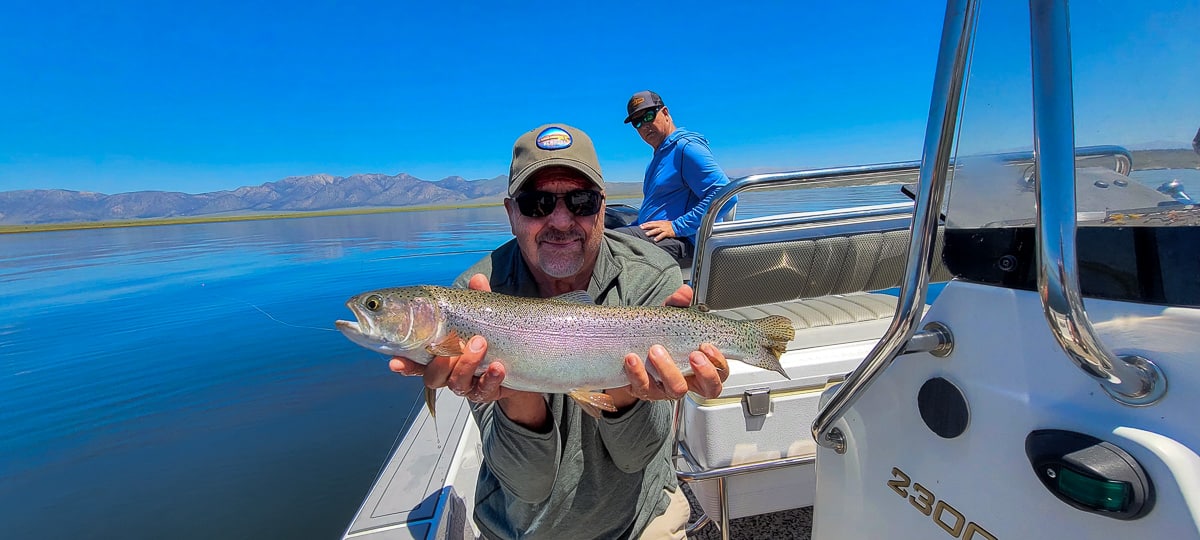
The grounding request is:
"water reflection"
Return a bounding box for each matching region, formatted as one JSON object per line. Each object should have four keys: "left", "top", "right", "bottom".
{"left": 0, "top": 187, "right": 913, "bottom": 538}
{"left": 0, "top": 207, "right": 524, "bottom": 538}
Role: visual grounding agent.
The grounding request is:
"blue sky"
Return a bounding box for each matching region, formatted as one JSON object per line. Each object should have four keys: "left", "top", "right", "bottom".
{"left": 2, "top": 1, "right": 1196, "bottom": 195}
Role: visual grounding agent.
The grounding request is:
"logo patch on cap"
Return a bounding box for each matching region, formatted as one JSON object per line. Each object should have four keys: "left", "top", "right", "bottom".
{"left": 536, "top": 127, "right": 572, "bottom": 150}
{"left": 630, "top": 97, "right": 645, "bottom": 108}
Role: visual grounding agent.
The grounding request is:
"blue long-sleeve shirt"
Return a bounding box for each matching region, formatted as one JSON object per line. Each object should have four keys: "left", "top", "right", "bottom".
{"left": 636, "top": 128, "right": 736, "bottom": 239}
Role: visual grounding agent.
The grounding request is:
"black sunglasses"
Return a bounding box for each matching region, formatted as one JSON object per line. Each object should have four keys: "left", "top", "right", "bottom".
{"left": 513, "top": 189, "right": 604, "bottom": 218}
{"left": 632, "top": 107, "right": 661, "bottom": 129}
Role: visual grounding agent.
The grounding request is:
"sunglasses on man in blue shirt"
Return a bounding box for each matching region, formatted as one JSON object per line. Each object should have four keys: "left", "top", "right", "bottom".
{"left": 631, "top": 107, "right": 662, "bottom": 129}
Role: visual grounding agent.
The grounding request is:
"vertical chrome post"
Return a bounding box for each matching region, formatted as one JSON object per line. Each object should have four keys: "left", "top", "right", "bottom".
{"left": 717, "top": 477, "right": 729, "bottom": 539}
{"left": 1029, "top": 0, "right": 1166, "bottom": 405}
{"left": 812, "top": 0, "right": 979, "bottom": 449}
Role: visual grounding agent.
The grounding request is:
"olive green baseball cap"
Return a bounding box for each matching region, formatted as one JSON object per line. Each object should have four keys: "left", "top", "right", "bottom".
{"left": 508, "top": 124, "right": 604, "bottom": 195}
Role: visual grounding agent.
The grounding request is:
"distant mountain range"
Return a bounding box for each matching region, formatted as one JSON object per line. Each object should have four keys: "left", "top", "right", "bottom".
{"left": 3, "top": 148, "right": 1194, "bottom": 225}
{"left": 0, "top": 173, "right": 643, "bottom": 225}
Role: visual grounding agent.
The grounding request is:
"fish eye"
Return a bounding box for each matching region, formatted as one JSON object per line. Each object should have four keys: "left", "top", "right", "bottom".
{"left": 364, "top": 295, "right": 383, "bottom": 311}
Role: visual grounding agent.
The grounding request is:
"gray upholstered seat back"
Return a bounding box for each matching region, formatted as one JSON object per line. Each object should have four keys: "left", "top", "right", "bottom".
{"left": 693, "top": 204, "right": 952, "bottom": 311}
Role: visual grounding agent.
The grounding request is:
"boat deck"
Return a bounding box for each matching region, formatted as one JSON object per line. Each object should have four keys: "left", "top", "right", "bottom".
{"left": 683, "top": 485, "right": 813, "bottom": 539}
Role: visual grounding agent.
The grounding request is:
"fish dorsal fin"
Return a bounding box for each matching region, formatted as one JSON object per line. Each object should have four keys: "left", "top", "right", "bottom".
{"left": 425, "top": 330, "right": 465, "bottom": 357}
{"left": 552, "top": 290, "right": 596, "bottom": 304}
{"left": 568, "top": 389, "right": 617, "bottom": 418}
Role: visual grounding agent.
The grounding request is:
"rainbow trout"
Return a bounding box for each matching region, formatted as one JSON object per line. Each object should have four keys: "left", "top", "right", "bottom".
{"left": 335, "top": 285, "right": 793, "bottom": 417}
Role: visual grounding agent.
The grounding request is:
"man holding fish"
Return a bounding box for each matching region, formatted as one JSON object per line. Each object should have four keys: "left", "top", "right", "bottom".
{"left": 368, "top": 124, "right": 788, "bottom": 539}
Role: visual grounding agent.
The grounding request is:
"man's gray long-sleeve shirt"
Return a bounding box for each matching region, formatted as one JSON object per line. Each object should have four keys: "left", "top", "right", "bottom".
{"left": 452, "top": 231, "right": 684, "bottom": 540}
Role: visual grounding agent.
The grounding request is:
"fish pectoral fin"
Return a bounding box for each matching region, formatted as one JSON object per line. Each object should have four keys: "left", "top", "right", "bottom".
{"left": 424, "top": 387, "right": 438, "bottom": 418}
{"left": 425, "top": 330, "right": 466, "bottom": 357}
{"left": 568, "top": 389, "right": 617, "bottom": 418}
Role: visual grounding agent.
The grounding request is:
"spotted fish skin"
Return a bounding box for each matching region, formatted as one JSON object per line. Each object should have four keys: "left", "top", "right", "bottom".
{"left": 335, "top": 285, "right": 793, "bottom": 394}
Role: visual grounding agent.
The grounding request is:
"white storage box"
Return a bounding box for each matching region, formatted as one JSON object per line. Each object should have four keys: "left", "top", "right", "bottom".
{"left": 679, "top": 294, "right": 896, "bottom": 520}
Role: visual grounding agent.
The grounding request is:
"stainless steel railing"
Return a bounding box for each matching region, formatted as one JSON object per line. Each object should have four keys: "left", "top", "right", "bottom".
{"left": 691, "top": 161, "right": 923, "bottom": 294}
{"left": 804, "top": 0, "right": 1165, "bottom": 454}
{"left": 810, "top": 0, "right": 979, "bottom": 452}
{"left": 674, "top": 440, "right": 816, "bottom": 538}
{"left": 1030, "top": 0, "right": 1166, "bottom": 406}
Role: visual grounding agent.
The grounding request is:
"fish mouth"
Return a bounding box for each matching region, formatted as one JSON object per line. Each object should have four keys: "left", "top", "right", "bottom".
{"left": 336, "top": 317, "right": 397, "bottom": 355}
{"left": 339, "top": 299, "right": 377, "bottom": 337}
{"left": 337, "top": 302, "right": 403, "bottom": 356}
{"left": 336, "top": 302, "right": 374, "bottom": 343}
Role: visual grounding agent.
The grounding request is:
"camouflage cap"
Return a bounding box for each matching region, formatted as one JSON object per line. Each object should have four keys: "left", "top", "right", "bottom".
{"left": 508, "top": 124, "right": 604, "bottom": 195}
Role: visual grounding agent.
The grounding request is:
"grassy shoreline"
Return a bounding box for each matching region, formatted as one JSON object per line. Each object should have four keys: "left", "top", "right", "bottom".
{"left": 7, "top": 149, "right": 1192, "bottom": 235}
{"left": 0, "top": 201, "right": 509, "bottom": 234}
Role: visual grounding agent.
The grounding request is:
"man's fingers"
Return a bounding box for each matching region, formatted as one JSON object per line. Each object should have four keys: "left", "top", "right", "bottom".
{"left": 471, "top": 362, "right": 505, "bottom": 401}
{"left": 663, "top": 285, "right": 694, "bottom": 307}
{"left": 624, "top": 353, "right": 654, "bottom": 399}
{"left": 467, "top": 273, "right": 492, "bottom": 292}
{"left": 647, "top": 345, "right": 688, "bottom": 399}
{"left": 686, "top": 350, "right": 723, "bottom": 398}
{"left": 639, "top": 221, "right": 671, "bottom": 242}
{"left": 448, "top": 336, "right": 486, "bottom": 395}
{"left": 389, "top": 356, "right": 425, "bottom": 376}
{"left": 639, "top": 220, "right": 676, "bottom": 241}
{"left": 700, "top": 343, "right": 731, "bottom": 382}
{"left": 422, "top": 354, "right": 456, "bottom": 390}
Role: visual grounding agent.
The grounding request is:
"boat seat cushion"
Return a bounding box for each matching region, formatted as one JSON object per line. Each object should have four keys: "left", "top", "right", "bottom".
{"left": 714, "top": 291, "right": 897, "bottom": 352}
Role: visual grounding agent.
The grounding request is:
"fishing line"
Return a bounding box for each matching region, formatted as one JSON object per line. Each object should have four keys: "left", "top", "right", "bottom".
{"left": 244, "top": 301, "right": 338, "bottom": 332}
{"left": 201, "top": 283, "right": 337, "bottom": 333}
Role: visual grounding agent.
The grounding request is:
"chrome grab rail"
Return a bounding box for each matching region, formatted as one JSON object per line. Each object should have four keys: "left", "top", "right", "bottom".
{"left": 674, "top": 439, "right": 816, "bottom": 539}
{"left": 709, "top": 201, "right": 916, "bottom": 235}
{"left": 811, "top": 0, "right": 978, "bottom": 451}
{"left": 690, "top": 143, "right": 1129, "bottom": 284}
{"left": 675, "top": 440, "right": 818, "bottom": 482}
{"left": 1030, "top": 0, "right": 1166, "bottom": 406}
{"left": 998, "top": 145, "right": 1132, "bottom": 175}
{"left": 691, "top": 161, "right": 923, "bottom": 293}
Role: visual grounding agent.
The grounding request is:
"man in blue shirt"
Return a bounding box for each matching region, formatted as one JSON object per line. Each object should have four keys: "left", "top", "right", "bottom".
{"left": 614, "top": 90, "right": 736, "bottom": 269}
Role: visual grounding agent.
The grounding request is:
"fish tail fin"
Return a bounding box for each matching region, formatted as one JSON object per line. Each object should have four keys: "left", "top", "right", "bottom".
{"left": 424, "top": 387, "right": 438, "bottom": 418}
{"left": 568, "top": 389, "right": 617, "bottom": 418}
{"left": 750, "top": 315, "right": 795, "bottom": 379}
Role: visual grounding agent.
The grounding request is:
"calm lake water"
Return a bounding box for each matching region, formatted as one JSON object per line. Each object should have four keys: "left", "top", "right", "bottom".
{"left": 0, "top": 205, "right": 517, "bottom": 539}
{"left": 0, "top": 172, "right": 1191, "bottom": 539}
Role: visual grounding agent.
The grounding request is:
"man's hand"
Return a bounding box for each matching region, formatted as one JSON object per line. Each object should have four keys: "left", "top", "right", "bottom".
{"left": 663, "top": 284, "right": 694, "bottom": 308}
{"left": 610, "top": 343, "right": 727, "bottom": 408}
{"left": 607, "top": 284, "right": 728, "bottom": 408}
{"left": 639, "top": 220, "right": 678, "bottom": 242}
